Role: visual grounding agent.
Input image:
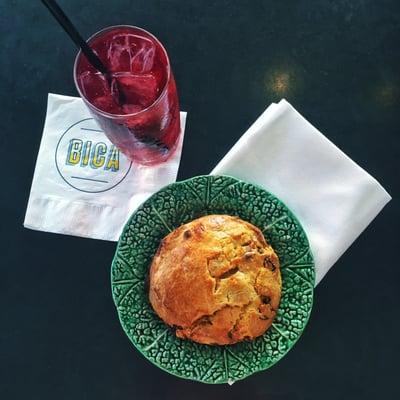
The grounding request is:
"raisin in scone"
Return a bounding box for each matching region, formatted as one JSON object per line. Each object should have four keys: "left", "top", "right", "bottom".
{"left": 149, "top": 215, "right": 281, "bottom": 345}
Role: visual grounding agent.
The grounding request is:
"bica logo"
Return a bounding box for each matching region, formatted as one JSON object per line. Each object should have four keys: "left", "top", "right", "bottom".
{"left": 55, "top": 118, "right": 132, "bottom": 193}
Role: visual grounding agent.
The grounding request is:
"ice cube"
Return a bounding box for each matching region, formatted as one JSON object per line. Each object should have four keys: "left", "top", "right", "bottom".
{"left": 79, "top": 71, "right": 109, "bottom": 100}
{"left": 128, "top": 34, "right": 156, "bottom": 73}
{"left": 106, "top": 34, "right": 131, "bottom": 72}
{"left": 106, "top": 33, "right": 156, "bottom": 74}
{"left": 114, "top": 72, "right": 159, "bottom": 108}
{"left": 92, "top": 94, "right": 121, "bottom": 114}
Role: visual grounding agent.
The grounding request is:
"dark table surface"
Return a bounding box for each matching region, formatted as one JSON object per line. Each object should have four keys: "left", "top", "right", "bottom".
{"left": 1, "top": 1, "right": 399, "bottom": 399}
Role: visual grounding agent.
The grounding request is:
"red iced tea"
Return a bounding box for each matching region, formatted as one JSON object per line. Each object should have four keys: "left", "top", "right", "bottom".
{"left": 74, "top": 26, "right": 180, "bottom": 165}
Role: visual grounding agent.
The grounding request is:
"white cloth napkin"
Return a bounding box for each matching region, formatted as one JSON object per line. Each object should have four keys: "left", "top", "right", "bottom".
{"left": 211, "top": 99, "right": 391, "bottom": 285}
{"left": 24, "top": 93, "right": 187, "bottom": 241}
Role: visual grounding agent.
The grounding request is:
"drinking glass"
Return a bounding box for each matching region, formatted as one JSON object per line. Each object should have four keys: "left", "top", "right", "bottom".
{"left": 74, "top": 25, "right": 181, "bottom": 165}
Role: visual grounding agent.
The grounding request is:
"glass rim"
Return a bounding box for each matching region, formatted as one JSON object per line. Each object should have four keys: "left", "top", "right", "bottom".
{"left": 73, "top": 24, "right": 172, "bottom": 119}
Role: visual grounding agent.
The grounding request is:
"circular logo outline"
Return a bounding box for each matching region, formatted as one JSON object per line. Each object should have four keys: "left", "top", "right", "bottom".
{"left": 55, "top": 118, "right": 132, "bottom": 193}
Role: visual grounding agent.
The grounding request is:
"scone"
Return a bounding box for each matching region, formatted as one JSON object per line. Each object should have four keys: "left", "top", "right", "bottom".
{"left": 149, "top": 215, "right": 281, "bottom": 345}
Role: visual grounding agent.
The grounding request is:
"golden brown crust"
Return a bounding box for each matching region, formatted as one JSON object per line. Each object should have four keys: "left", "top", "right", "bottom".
{"left": 149, "top": 215, "right": 281, "bottom": 345}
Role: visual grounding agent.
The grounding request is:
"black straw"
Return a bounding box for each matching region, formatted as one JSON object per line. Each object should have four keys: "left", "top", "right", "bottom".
{"left": 41, "top": 0, "right": 108, "bottom": 74}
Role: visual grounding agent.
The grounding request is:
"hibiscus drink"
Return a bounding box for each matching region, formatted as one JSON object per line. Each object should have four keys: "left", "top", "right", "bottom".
{"left": 74, "top": 26, "right": 180, "bottom": 165}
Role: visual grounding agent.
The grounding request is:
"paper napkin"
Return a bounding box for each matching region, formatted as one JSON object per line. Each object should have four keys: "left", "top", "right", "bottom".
{"left": 24, "top": 93, "right": 187, "bottom": 241}
{"left": 211, "top": 99, "right": 391, "bottom": 285}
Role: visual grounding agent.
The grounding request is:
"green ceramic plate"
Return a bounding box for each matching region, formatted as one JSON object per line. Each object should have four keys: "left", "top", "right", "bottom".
{"left": 111, "top": 175, "right": 314, "bottom": 384}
